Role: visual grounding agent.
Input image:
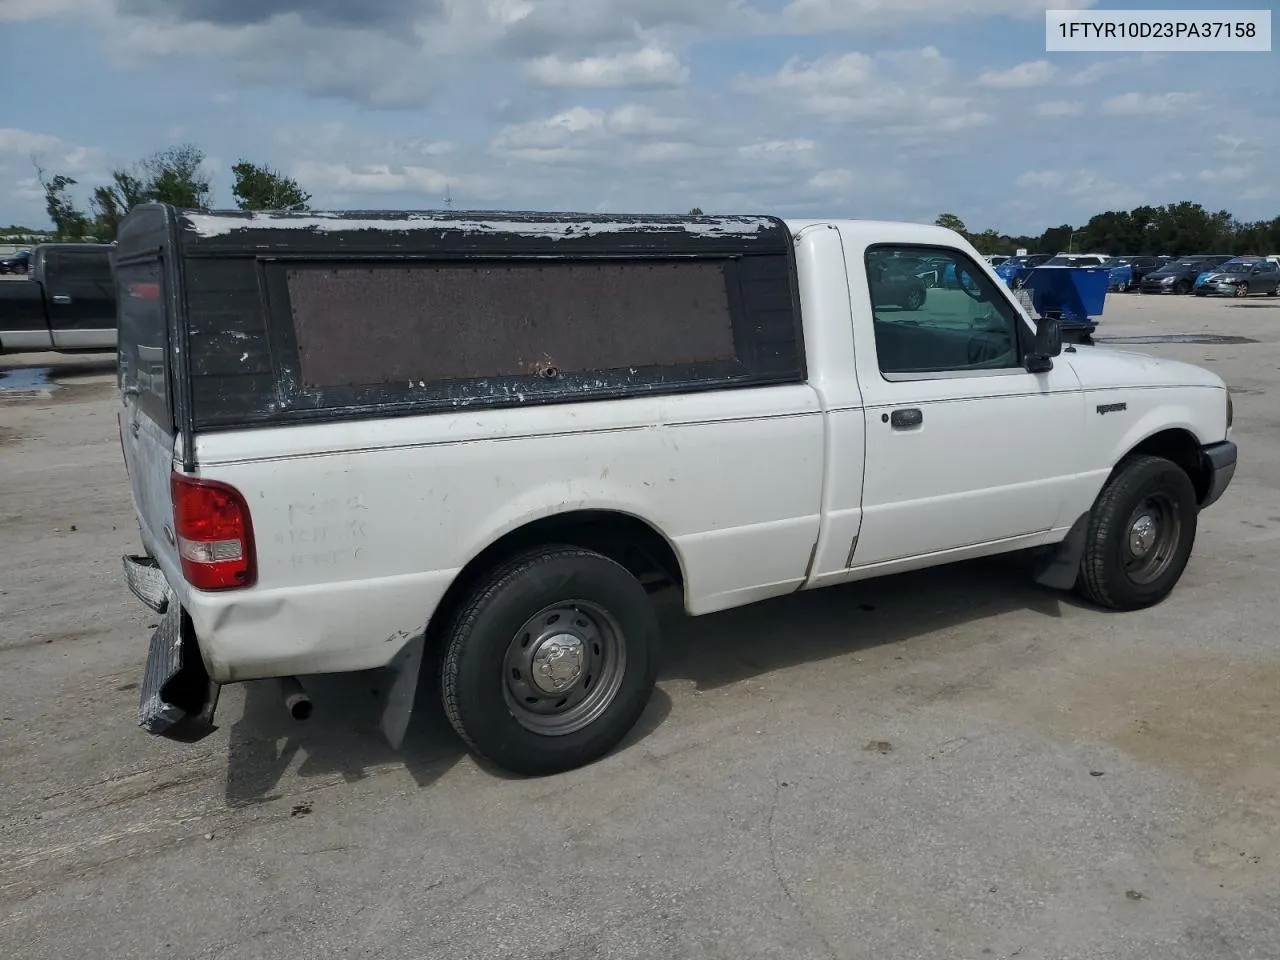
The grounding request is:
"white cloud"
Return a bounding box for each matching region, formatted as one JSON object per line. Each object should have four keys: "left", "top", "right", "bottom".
{"left": 778, "top": 0, "right": 1097, "bottom": 31}
{"left": 289, "top": 161, "right": 451, "bottom": 195}
{"left": 977, "top": 60, "right": 1055, "bottom": 88}
{"left": 737, "top": 139, "right": 816, "bottom": 161}
{"left": 526, "top": 45, "right": 689, "bottom": 88}
{"left": 736, "top": 47, "right": 989, "bottom": 135}
{"left": 1033, "top": 100, "right": 1083, "bottom": 117}
{"left": 1101, "top": 91, "right": 1200, "bottom": 115}
{"left": 808, "top": 168, "right": 855, "bottom": 191}
{"left": 607, "top": 104, "right": 688, "bottom": 136}
{"left": 0, "top": 129, "right": 63, "bottom": 156}
{"left": 1015, "top": 168, "right": 1136, "bottom": 210}
{"left": 1197, "top": 166, "right": 1251, "bottom": 183}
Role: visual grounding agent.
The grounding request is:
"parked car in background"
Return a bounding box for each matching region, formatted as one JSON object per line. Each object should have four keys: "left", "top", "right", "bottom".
{"left": 995, "top": 253, "right": 1052, "bottom": 288}
{"left": 0, "top": 249, "right": 30, "bottom": 275}
{"left": 0, "top": 243, "right": 117, "bottom": 353}
{"left": 1194, "top": 258, "right": 1280, "bottom": 297}
{"left": 1098, "top": 257, "right": 1134, "bottom": 292}
{"left": 1192, "top": 256, "right": 1244, "bottom": 288}
{"left": 1114, "top": 256, "right": 1162, "bottom": 288}
{"left": 1042, "top": 254, "right": 1108, "bottom": 267}
{"left": 1139, "top": 256, "right": 1232, "bottom": 295}
{"left": 985, "top": 255, "right": 1009, "bottom": 267}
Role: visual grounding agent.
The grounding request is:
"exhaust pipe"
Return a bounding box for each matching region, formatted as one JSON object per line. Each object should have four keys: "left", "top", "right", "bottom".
{"left": 280, "top": 677, "right": 312, "bottom": 721}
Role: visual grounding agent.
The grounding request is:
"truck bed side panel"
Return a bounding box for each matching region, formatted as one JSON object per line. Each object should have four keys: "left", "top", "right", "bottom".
{"left": 186, "top": 385, "right": 825, "bottom": 682}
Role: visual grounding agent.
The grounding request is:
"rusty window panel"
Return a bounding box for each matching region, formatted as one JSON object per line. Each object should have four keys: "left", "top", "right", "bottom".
{"left": 284, "top": 260, "right": 738, "bottom": 389}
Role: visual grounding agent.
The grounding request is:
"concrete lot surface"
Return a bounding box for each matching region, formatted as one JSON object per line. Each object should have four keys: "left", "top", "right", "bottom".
{"left": 2, "top": 294, "right": 1279, "bottom": 959}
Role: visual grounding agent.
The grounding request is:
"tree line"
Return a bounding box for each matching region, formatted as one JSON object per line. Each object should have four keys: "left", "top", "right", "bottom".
{"left": 35, "top": 142, "right": 311, "bottom": 242}
{"left": 27, "top": 150, "right": 1280, "bottom": 257}
{"left": 936, "top": 203, "right": 1280, "bottom": 258}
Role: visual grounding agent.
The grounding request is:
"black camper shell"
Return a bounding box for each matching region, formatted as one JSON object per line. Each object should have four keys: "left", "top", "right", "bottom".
{"left": 113, "top": 203, "right": 807, "bottom": 468}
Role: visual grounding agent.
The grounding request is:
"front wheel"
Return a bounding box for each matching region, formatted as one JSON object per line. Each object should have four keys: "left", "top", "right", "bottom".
{"left": 1234, "top": 283, "right": 1249, "bottom": 298}
{"left": 1174, "top": 279, "right": 1192, "bottom": 295}
{"left": 1075, "top": 455, "right": 1198, "bottom": 611}
{"left": 441, "top": 545, "right": 660, "bottom": 776}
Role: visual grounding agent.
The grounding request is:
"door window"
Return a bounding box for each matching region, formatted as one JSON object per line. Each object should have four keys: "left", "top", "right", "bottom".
{"left": 116, "top": 259, "right": 171, "bottom": 428}
{"left": 865, "top": 245, "right": 1023, "bottom": 379}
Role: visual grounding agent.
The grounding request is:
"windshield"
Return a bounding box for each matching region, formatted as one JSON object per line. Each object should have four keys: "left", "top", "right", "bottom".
{"left": 1099, "top": 258, "right": 1127, "bottom": 268}
{"left": 1222, "top": 262, "right": 1254, "bottom": 273}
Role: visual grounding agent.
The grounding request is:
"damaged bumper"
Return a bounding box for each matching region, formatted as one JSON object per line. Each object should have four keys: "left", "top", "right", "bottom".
{"left": 124, "top": 554, "right": 220, "bottom": 740}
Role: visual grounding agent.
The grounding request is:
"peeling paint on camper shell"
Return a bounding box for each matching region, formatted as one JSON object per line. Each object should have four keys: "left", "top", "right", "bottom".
{"left": 181, "top": 211, "right": 780, "bottom": 241}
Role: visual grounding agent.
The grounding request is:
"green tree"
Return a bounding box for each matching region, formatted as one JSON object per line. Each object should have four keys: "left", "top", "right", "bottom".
{"left": 140, "top": 143, "right": 211, "bottom": 209}
{"left": 91, "top": 169, "right": 148, "bottom": 241}
{"left": 35, "top": 164, "right": 90, "bottom": 241}
{"left": 688, "top": 206, "right": 704, "bottom": 215}
{"left": 231, "top": 161, "right": 311, "bottom": 211}
{"left": 934, "top": 213, "right": 967, "bottom": 236}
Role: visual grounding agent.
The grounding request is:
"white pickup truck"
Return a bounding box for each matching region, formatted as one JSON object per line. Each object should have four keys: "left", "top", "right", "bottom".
{"left": 115, "top": 204, "right": 1236, "bottom": 776}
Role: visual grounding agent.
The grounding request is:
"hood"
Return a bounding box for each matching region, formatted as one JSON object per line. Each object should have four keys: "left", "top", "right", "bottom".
{"left": 1064, "top": 342, "right": 1227, "bottom": 391}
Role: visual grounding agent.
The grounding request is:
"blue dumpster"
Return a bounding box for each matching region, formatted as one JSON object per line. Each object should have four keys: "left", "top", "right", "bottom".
{"left": 1023, "top": 266, "right": 1110, "bottom": 340}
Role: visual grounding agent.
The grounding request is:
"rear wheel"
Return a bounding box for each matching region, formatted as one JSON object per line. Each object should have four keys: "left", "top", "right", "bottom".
{"left": 1076, "top": 455, "right": 1198, "bottom": 611}
{"left": 902, "top": 285, "right": 926, "bottom": 311}
{"left": 1174, "top": 279, "right": 1192, "bottom": 295}
{"left": 441, "top": 545, "right": 660, "bottom": 776}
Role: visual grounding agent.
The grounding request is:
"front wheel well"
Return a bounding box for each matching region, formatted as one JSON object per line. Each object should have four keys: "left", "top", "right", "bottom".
{"left": 424, "top": 510, "right": 684, "bottom": 647}
{"left": 1117, "top": 429, "right": 1210, "bottom": 504}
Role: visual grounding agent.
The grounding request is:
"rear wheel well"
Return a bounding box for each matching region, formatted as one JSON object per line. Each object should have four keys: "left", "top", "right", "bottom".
{"left": 1119, "top": 429, "right": 1209, "bottom": 504}
{"left": 424, "top": 511, "right": 683, "bottom": 648}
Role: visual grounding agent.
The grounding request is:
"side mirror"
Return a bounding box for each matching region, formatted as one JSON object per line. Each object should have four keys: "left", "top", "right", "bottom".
{"left": 1026, "top": 315, "right": 1063, "bottom": 373}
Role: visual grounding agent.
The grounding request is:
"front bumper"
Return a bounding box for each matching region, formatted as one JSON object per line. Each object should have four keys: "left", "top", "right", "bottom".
{"left": 1200, "top": 440, "right": 1237, "bottom": 509}
{"left": 123, "top": 554, "right": 220, "bottom": 740}
{"left": 1195, "top": 282, "right": 1242, "bottom": 296}
{"left": 1139, "top": 283, "right": 1178, "bottom": 294}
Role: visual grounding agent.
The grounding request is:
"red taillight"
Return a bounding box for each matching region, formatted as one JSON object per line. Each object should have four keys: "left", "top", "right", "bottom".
{"left": 171, "top": 473, "right": 256, "bottom": 590}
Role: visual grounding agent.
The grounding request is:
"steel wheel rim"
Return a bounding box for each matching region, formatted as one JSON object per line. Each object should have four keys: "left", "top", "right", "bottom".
{"left": 1122, "top": 493, "right": 1182, "bottom": 586}
{"left": 1236, "top": 283, "right": 1248, "bottom": 297}
{"left": 502, "top": 600, "right": 627, "bottom": 736}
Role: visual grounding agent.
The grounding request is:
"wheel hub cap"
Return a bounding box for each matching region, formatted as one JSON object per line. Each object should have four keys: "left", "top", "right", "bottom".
{"left": 530, "top": 634, "right": 585, "bottom": 693}
{"left": 1129, "top": 513, "right": 1158, "bottom": 558}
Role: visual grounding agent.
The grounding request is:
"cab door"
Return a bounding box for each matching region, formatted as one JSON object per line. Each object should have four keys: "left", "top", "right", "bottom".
{"left": 47, "top": 248, "right": 117, "bottom": 349}
{"left": 843, "top": 235, "right": 1086, "bottom": 570}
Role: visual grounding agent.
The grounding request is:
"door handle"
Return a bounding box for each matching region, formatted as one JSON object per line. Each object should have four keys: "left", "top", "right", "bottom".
{"left": 52, "top": 294, "right": 72, "bottom": 304}
{"left": 889, "top": 408, "right": 923, "bottom": 429}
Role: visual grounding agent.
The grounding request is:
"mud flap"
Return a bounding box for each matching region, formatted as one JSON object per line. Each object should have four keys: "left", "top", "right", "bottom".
{"left": 138, "top": 604, "right": 220, "bottom": 741}
{"left": 378, "top": 633, "right": 426, "bottom": 750}
{"left": 1033, "top": 512, "right": 1091, "bottom": 590}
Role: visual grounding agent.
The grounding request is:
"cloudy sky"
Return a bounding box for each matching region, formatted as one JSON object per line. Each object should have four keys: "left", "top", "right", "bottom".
{"left": 1, "top": 0, "right": 1275, "bottom": 234}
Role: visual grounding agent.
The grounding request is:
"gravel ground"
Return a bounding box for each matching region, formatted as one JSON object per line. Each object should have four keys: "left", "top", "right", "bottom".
{"left": 2, "top": 293, "right": 1278, "bottom": 960}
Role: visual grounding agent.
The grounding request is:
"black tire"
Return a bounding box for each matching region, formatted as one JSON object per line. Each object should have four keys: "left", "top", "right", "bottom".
{"left": 1174, "top": 279, "right": 1192, "bottom": 295}
{"left": 1075, "top": 455, "right": 1198, "bottom": 611}
{"left": 1269, "top": 284, "right": 1279, "bottom": 297}
{"left": 441, "top": 545, "right": 660, "bottom": 776}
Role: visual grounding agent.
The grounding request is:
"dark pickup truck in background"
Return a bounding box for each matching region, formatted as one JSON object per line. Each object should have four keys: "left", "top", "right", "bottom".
{"left": 0, "top": 243, "right": 117, "bottom": 354}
